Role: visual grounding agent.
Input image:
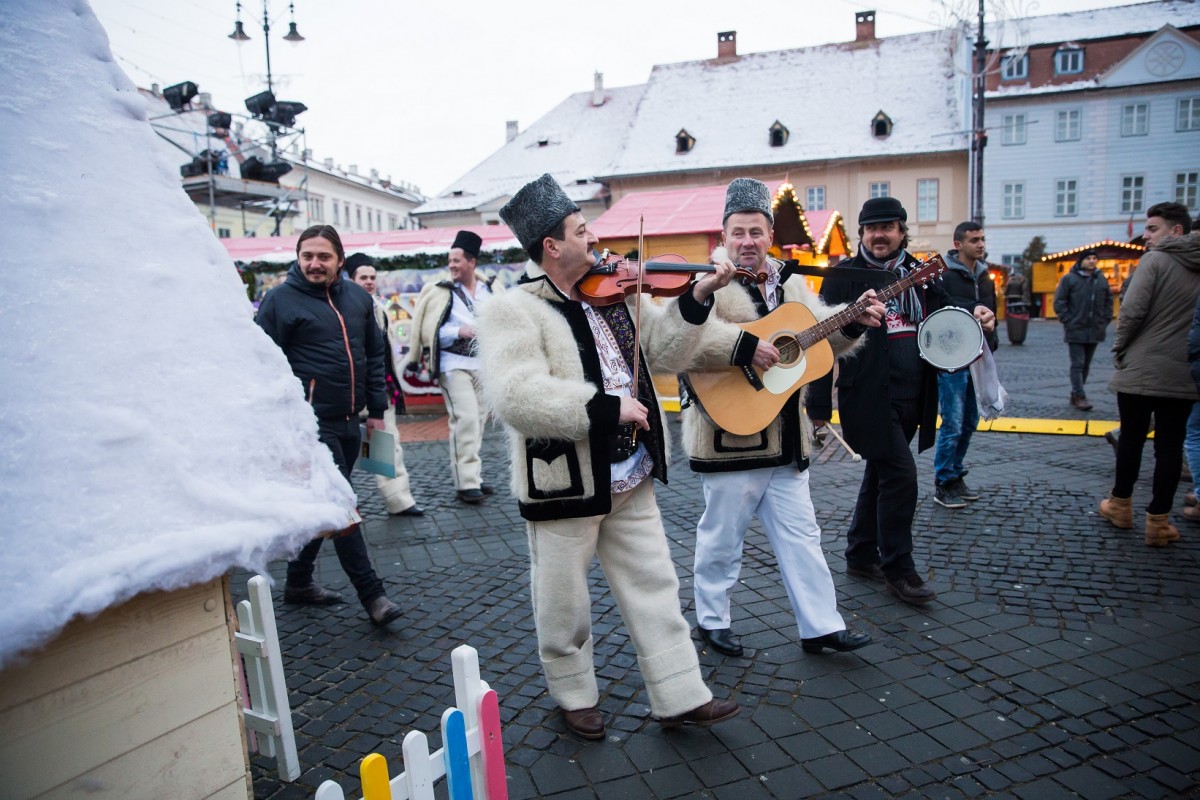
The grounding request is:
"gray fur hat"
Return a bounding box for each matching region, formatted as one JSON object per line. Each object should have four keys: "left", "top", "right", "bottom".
{"left": 499, "top": 173, "right": 580, "bottom": 252}
{"left": 723, "top": 178, "right": 773, "bottom": 225}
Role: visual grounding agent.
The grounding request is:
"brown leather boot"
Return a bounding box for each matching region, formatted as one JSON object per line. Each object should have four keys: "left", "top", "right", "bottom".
{"left": 1099, "top": 494, "right": 1133, "bottom": 529}
{"left": 1145, "top": 513, "right": 1180, "bottom": 546}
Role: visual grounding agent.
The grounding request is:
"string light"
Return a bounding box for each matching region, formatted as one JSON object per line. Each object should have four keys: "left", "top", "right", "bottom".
{"left": 1043, "top": 240, "right": 1144, "bottom": 261}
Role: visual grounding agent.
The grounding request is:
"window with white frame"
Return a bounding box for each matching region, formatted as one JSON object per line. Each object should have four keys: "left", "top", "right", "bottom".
{"left": 806, "top": 186, "right": 825, "bottom": 211}
{"left": 1121, "top": 176, "right": 1144, "bottom": 214}
{"left": 869, "top": 181, "right": 889, "bottom": 198}
{"left": 1054, "top": 47, "right": 1084, "bottom": 75}
{"left": 344, "top": 203, "right": 350, "bottom": 227}
{"left": 1121, "top": 103, "right": 1149, "bottom": 136}
{"left": 1055, "top": 179, "right": 1078, "bottom": 216}
{"left": 388, "top": 213, "right": 398, "bottom": 230}
{"left": 1179, "top": 98, "right": 1200, "bottom": 132}
{"left": 1001, "top": 53, "right": 1028, "bottom": 80}
{"left": 1002, "top": 182, "right": 1025, "bottom": 219}
{"left": 356, "top": 206, "right": 363, "bottom": 230}
{"left": 1001, "top": 114, "right": 1027, "bottom": 145}
{"left": 217, "top": 227, "right": 232, "bottom": 239}
{"left": 1001, "top": 255, "right": 1024, "bottom": 269}
{"left": 376, "top": 211, "right": 382, "bottom": 231}
{"left": 307, "top": 194, "right": 324, "bottom": 223}
{"left": 332, "top": 201, "right": 340, "bottom": 225}
{"left": 1055, "top": 109, "right": 1081, "bottom": 141}
{"left": 917, "top": 179, "right": 938, "bottom": 222}
{"left": 1178, "top": 172, "right": 1199, "bottom": 211}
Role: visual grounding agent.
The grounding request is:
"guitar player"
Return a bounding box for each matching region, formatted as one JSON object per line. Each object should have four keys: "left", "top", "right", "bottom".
{"left": 679, "top": 178, "right": 884, "bottom": 659}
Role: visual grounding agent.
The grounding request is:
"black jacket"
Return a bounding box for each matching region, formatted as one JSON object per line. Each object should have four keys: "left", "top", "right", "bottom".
{"left": 1189, "top": 294, "right": 1200, "bottom": 394}
{"left": 941, "top": 250, "right": 999, "bottom": 352}
{"left": 1053, "top": 260, "right": 1113, "bottom": 344}
{"left": 256, "top": 262, "right": 388, "bottom": 420}
{"left": 807, "top": 251, "right": 947, "bottom": 457}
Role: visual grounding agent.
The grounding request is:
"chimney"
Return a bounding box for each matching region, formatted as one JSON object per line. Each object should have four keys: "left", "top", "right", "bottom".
{"left": 370, "top": 168, "right": 379, "bottom": 181}
{"left": 151, "top": 82, "right": 160, "bottom": 94}
{"left": 348, "top": 164, "right": 358, "bottom": 175}
{"left": 323, "top": 157, "right": 334, "bottom": 169}
{"left": 506, "top": 120, "right": 519, "bottom": 143}
{"left": 591, "top": 72, "right": 605, "bottom": 106}
{"left": 717, "top": 31, "right": 737, "bottom": 59}
{"left": 198, "top": 92, "right": 212, "bottom": 108}
{"left": 855, "top": 11, "right": 876, "bottom": 42}
{"left": 301, "top": 148, "right": 312, "bottom": 161}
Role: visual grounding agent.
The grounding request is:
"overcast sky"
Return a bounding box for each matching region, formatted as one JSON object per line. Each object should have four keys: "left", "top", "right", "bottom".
{"left": 90, "top": 0, "right": 1142, "bottom": 198}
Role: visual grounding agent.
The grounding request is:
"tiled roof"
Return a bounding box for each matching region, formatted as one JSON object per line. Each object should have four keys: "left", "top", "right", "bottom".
{"left": 991, "top": 0, "right": 1200, "bottom": 49}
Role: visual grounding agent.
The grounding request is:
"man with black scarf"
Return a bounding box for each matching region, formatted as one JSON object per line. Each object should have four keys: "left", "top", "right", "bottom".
{"left": 809, "top": 198, "right": 946, "bottom": 606}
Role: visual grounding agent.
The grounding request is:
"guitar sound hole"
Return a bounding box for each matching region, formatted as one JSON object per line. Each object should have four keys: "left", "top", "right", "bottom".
{"left": 773, "top": 335, "right": 800, "bottom": 365}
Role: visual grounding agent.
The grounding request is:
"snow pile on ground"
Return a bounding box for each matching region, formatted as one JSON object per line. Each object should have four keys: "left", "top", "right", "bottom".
{"left": 0, "top": 0, "right": 357, "bottom": 667}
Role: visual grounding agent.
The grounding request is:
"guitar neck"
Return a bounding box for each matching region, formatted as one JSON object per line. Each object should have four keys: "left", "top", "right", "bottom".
{"left": 797, "top": 256, "right": 944, "bottom": 349}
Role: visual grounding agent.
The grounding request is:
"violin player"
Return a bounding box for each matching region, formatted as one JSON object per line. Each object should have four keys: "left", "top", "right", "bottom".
{"left": 476, "top": 173, "right": 742, "bottom": 740}
{"left": 679, "top": 178, "right": 883, "bottom": 659}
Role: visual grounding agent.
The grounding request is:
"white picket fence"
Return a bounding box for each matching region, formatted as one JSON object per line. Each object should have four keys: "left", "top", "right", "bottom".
{"left": 314, "top": 644, "right": 507, "bottom": 800}
{"left": 236, "top": 575, "right": 300, "bottom": 782}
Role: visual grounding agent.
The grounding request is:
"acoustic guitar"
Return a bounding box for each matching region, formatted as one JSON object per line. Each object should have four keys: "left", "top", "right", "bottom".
{"left": 683, "top": 254, "right": 947, "bottom": 436}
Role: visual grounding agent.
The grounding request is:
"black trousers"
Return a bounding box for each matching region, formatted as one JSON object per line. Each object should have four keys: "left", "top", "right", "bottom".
{"left": 846, "top": 400, "right": 921, "bottom": 579}
{"left": 1112, "top": 393, "right": 1193, "bottom": 515}
{"left": 286, "top": 416, "right": 385, "bottom": 605}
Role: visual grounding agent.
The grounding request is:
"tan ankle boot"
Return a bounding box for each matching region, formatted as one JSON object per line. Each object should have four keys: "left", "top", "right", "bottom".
{"left": 1099, "top": 494, "right": 1133, "bottom": 529}
{"left": 1145, "top": 513, "right": 1180, "bottom": 546}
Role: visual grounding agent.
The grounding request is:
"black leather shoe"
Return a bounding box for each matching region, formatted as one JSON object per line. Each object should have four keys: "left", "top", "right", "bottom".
{"left": 562, "top": 706, "right": 605, "bottom": 739}
{"left": 886, "top": 573, "right": 938, "bottom": 606}
{"left": 846, "top": 562, "right": 885, "bottom": 581}
{"left": 802, "top": 629, "right": 873, "bottom": 654}
{"left": 392, "top": 504, "right": 424, "bottom": 516}
{"left": 283, "top": 583, "right": 343, "bottom": 606}
{"left": 659, "top": 698, "right": 740, "bottom": 729}
{"left": 698, "top": 626, "right": 743, "bottom": 657}
{"left": 457, "top": 488, "right": 485, "bottom": 503}
{"left": 366, "top": 595, "right": 403, "bottom": 626}
{"left": 480, "top": 483, "right": 496, "bottom": 495}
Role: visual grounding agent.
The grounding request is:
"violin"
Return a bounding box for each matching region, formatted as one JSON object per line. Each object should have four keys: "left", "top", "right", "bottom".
{"left": 577, "top": 250, "right": 768, "bottom": 306}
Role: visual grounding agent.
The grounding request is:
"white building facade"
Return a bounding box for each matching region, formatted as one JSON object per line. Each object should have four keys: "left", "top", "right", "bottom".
{"left": 983, "top": 15, "right": 1200, "bottom": 264}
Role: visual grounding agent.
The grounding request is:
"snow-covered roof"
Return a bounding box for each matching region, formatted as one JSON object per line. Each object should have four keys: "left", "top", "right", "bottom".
{"left": 0, "top": 0, "right": 359, "bottom": 668}
{"left": 602, "top": 29, "right": 970, "bottom": 180}
{"left": 991, "top": 0, "right": 1200, "bottom": 50}
{"left": 413, "top": 84, "right": 646, "bottom": 215}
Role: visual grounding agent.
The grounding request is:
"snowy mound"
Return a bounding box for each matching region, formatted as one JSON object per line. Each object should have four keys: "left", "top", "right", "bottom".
{"left": 0, "top": 0, "right": 357, "bottom": 667}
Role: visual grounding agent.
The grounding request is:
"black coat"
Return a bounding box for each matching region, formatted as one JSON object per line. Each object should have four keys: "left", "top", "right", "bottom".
{"left": 1189, "top": 294, "right": 1200, "bottom": 394}
{"left": 256, "top": 262, "right": 388, "bottom": 420}
{"left": 1053, "top": 261, "right": 1113, "bottom": 344}
{"left": 807, "top": 251, "right": 947, "bottom": 457}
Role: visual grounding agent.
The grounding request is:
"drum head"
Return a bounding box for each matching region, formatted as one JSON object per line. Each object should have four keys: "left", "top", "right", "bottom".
{"left": 918, "top": 307, "right": 985, "bottom": 371}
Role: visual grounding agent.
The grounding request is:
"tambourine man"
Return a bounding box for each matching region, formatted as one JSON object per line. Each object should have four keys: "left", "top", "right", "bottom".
{"left": 809, "top": 197, "right": 989, "bottom": 607}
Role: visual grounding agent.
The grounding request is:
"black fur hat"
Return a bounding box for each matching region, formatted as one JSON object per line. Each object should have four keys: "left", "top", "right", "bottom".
{"left": 499, "top": 173, "right": 580, "bottom": 252}
{"left": 451, "top": 230, "right": 482, "bottom": 259}
{"left": 723, "top": 178, "right": 773, "bottom": 225}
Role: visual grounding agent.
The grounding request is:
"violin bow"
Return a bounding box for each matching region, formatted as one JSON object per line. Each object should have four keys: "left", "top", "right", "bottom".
{"left": 629, "top": 216, "right": 646, "bottom": 446}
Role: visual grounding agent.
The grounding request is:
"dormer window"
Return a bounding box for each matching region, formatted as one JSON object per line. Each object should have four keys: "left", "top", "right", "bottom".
{"left": 769, "top": 120, "right": 789, "bottom": 147}
{"left": 675, "top": 128, "right": 696, "bottom": 154}
{"left": 1055, "top": 46, "right": 1084, "bottom": 75}
{"left": 451, "top": 190, "right": 463, "bottom": 197}
{"left": 871, "top": 111, "right": 893, "bottom": 139}
{"left": 537, "top": 138, "right": 550, "bottom": 147}
{"left": 1001, "top": 52, "right": 1028, "bottom": 80}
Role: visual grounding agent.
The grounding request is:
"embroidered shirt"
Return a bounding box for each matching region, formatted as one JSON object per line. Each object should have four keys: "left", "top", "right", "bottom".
{"left": 582, "top": 302, "right": 653, "bottom": 492}
{"left": 438, "top": 279, "right": 493, "bottom": 372}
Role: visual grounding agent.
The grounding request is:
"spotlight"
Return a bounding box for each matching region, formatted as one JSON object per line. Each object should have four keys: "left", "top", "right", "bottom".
{"left": 163, "top": 81, "right": 199, "bottom": 111}
{"left": 267, "top": 100, "right": 307, "bottom": 130}
{"left": 244, "top": 90, "right": 276, "bottom": 117}
{"left": 240, "top": 155, "right": 292, "bottom": 183}
{"left": 207, "top": 112, "right": 232, "bottom": 131}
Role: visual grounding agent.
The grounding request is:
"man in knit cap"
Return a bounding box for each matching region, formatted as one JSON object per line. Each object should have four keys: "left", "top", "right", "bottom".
{"left": 476, "top": 173, "right": 741, "bottom": 740}
{"left": 407, "top": 230, "right": 498, "bottom": 503}
{"left": 680, "top": 178, "right": 882, "bottom": 660}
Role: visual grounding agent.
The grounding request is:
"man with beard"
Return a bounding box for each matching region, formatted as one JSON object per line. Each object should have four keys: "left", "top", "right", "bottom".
{"left": 256, "top": 226, "right": 403, "bottom": 626}
{"left": 809, "top": 198, "right": 948, "bottom": 606}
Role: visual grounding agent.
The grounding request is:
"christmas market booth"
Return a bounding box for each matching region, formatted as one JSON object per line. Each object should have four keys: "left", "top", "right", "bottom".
{"left": 1032, "top": 240, "right": 1145, "bottom": 318}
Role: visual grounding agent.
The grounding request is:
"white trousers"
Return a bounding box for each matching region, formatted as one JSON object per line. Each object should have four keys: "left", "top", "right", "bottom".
{"left": 375, "top": 404, "right": 416, "bottom": 513}
{"left": 529, "top": 480, "right": 712, "bottom": 718}
{"left": 694, "top": 466, "right": 845, "bottom": 639}
{"left": 439, "top": 368, "right": 486, "bottom": 490}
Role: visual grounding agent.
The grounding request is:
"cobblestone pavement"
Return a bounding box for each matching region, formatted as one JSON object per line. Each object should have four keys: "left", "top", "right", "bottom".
{"left": 235, "top": 319, "right": 1200, "bottom": 799}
